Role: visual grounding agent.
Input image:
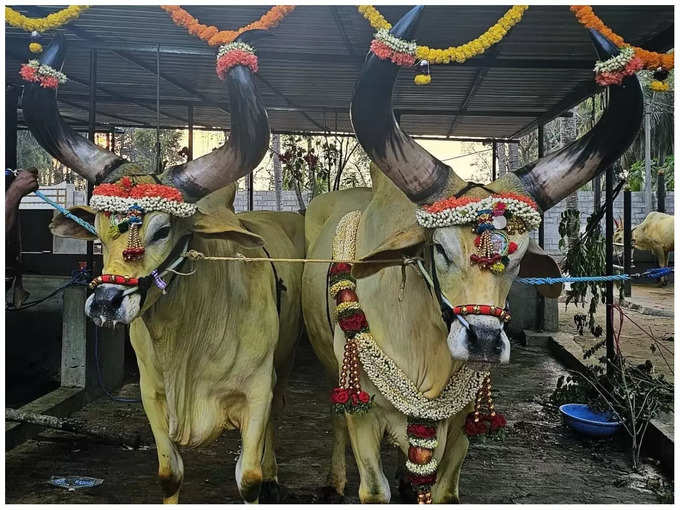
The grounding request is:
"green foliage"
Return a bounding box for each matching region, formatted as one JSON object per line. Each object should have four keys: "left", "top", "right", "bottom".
{"left": 559, "top": 209, "right": 606, "bottom": 337}
{"left": 626, "top": 155, "right": 674, "bottom": 191}
{"left": 16, "top": 131, "right": 85, "bottom": 188}
{"left": 116, "top": 128, "right": 184, "bottom": 172}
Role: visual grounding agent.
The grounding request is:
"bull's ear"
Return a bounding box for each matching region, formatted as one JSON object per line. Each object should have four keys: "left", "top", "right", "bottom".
{"left": 49, "top": 205, "right": 97, "bottom": 240}
{"left": 518, "top": 238, "right": 563, "bottom": 298}
{"left": 352, "top": 223, "right": 425, "bottom": 279}
{"left": 193, "top": 212, "right": 264, "bottom": 248}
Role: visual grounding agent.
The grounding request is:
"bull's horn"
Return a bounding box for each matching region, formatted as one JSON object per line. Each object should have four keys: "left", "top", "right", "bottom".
{"left": 22, "top": 35, "right": 127, "bottom": 184}
{"left": 350, "top": 5, "right": 466, "bottom": 204}
{"left": 162, "top": 31, "right": 270, "bottom": 203}
{"left": 514, "top": 29, "right": 643, "bottom": 211}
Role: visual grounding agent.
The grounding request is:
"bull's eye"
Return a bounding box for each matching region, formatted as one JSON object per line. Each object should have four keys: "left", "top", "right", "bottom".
{"left": 150, "top": 226, "right": 171, "bottom": 243}
{"left": 434, "top": 242, "right": 450, "bottom": 264}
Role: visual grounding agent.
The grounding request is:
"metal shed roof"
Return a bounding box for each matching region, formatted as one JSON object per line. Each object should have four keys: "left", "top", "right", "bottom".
{"left": 5, "top": 4, "right": 674, "bottom": 138}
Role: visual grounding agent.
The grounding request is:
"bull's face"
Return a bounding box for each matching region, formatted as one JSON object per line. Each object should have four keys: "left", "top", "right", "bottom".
{"left": 431, "top": 225, "right": 531, "bottom": 363}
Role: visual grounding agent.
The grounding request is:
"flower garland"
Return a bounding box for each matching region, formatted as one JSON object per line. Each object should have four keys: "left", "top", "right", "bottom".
{"left": 5, "top": 6, "right": 88, "bottom": 33}
{"left": 160, "top": 5, "right": 295, "bottom": 47}
{"left": 571, "top": 6, "right": 674, "bottom": 71}
{"left": 358, "top": 5, "right": 528, "bottom": 85}
{"left": 416, "top": 193, "right": 541, "bottom": 231}
{"left": 370, "top": 28, "right": 417, "bottom": 67}
{"left": 215, "top": 41, "right": 258, "bottom": 80}
{"left": 20, "top": 60, "right": 67, "bottom": 89}
{"left": 593, "top": 46, "right": 643, "bottom": 87}
{"left": 650, "top": 80, "right": 670, "bottom": 92}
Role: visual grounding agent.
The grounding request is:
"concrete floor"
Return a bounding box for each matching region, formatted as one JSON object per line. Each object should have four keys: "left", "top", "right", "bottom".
{"left": 5, "top": 336, "right": 670, "bottom": 504}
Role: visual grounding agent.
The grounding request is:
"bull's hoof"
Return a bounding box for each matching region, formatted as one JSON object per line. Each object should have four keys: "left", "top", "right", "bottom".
{"left": 317, "top": 485, "right": 344, "bottom": 503}
{"left": 259, "top": 481, "right": 281, "bottom": 503}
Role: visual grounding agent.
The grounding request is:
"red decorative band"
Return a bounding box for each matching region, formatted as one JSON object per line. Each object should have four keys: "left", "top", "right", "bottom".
{"left": 452, "top": 304, "right": 511, "bottom": 323}
{"left": 407, "top": 473, "right": 437, "bottom": 486}
{"left": 89, "top": 274, "right": 140, "bottom": 290}
{"left": 407, "top": 423, "right": 437, "bottom": 439}
{"left": 370, "top": 39, "right": 416, "bottom": 67}
{"left": 216, "top": 50, "right": 258, "bottom": 80}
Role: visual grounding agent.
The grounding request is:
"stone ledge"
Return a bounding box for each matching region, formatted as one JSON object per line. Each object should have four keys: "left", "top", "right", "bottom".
{"left": 537, "top": 330, "right": 674, "bottom": 476}
{"left": 618, "top": 298, "right": 674, "bottom": 318}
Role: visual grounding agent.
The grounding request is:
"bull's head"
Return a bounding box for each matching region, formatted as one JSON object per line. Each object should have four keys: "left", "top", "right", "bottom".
{"left": 350, "top": 6, "right": 642, "bottom": 363}
{"left": 24, "top": 34, "right": 270, "bottom": 327}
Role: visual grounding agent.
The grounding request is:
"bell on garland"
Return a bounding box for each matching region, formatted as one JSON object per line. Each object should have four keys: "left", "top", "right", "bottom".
{"left": 414, "top": 59, "right": 431, "bottom": 86}
{"left": 653, "top": 67, "right": 669, "bottom": 82}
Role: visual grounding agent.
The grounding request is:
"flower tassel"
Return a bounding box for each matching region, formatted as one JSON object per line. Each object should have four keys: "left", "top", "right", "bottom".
{"left": 465, "top": 374, "right": 506, "bottom": 438}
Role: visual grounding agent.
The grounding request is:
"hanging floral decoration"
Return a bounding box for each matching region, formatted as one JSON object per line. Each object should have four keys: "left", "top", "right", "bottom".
{"left": 28, "top": 42, "right": 43, "bottom": 54}
{"left": 216, "top": 41, "right": 258, "bottom": 79}
{"left": 464, "top": 375, "right": 507, "bottom": 438}
{"left": 5, "top": 6, "right": 88, "bottom": 32}
{"left": 160, "top": 5, "right": 295, "bottom": 47}
{"left": 650, "top": 79, "right": 670, "bottom": 92}
{"left": 370, "top": 28, "right": 417, "bottom": 67}
{"left": 358, "top": 5, "right": 528, "bottom": 85}
{"left": 20, "top": 60, "right": 67, "bottom": 89}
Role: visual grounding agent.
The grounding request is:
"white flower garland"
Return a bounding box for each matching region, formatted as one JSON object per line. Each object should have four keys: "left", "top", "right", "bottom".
{"left": 90, "top": 195, "right": 196, "bottom": 217}
{"left": 25, "top": 59, "right": 67, "bottom": 84}
{"left": 216, "top": 41, "right": 255, "bottom": 60}
{"left": 355, "top": 332, "right": 488, "bottom": 421}
{"left": 593, "top": 46, "right": 635, "bottom": 73}
{"left": 374, "top": 28, "right": 417, "bottom": 55}
{"left": 406, "top": 458, "right": 438, "bottom": 476}
{"left": 408, "top": 436, "right": 438, "bottom": 449}
{"left": 415, "top": 196, "right": 542, "bottom": 231}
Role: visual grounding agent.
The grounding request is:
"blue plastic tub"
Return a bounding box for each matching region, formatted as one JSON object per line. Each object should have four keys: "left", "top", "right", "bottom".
{"left": 559, "top": 403, "right": 623, "bottom": 437}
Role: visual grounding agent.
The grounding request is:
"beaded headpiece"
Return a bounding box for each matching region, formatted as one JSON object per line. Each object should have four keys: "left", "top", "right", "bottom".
{"left": 90, "top": 176, "right": 196, "bottom": 261}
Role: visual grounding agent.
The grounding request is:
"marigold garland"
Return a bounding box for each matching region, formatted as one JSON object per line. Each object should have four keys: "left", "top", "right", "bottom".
{"left": 5, "top": 6, "right": 88, "bottom": 33}
{"left": 571, "top": 5, "right": 673, "bottom": 71}
{"left": 160, "top": 5, "right": 295, "bottom": 47}
{"left": 358, "top": 5, "right": 528, "bottom": 65}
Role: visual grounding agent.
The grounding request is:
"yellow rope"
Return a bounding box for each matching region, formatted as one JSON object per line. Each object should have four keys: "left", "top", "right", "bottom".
{"left": 183, "top": 249, "right": 419, "bottom": 266}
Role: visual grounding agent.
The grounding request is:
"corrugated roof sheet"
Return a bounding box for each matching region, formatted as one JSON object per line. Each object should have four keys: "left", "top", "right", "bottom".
{"left": 5, "top": 5, "right": 674, "bottom": 138}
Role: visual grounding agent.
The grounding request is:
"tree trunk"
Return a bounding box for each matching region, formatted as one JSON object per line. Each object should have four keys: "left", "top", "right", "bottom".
{"left": 562, "top": 108, "right": 580, "bottom": 250}
{"left": 307, "top": 136, "right": 317, "bottom": 198}
{"left": 509, "top": 143, "right": 519, "bottom": 171}
{"left": 496, "top": 143, "right": 507, "bottom": 176}
{"left": 272, "top": 134, "right": 283, "bottom": 211}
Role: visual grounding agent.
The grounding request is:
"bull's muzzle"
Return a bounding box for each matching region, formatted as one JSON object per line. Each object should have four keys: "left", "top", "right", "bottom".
{"left": 447, "top": 315, "right": 510, "bottom": 364}
{"left": 85, "top": 283, "right": 141, "bottom": 327}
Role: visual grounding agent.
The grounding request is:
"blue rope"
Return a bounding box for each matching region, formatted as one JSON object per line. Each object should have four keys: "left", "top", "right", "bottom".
{"left": 33, "top": 189, "right": 98, "bottom": 236}
{"left": 517, "top": 267, "right": 673, "bottom": 286}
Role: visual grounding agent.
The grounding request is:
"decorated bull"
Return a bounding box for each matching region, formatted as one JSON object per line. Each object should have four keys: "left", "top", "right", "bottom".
{"left": 615, "top": 212, "right": 674, "bottom": 285}
{"left": 22, "top": 34, "right": 304, "bottom": 503}
{"left": 301, "top": 7, "right": 642, "bottom": 503}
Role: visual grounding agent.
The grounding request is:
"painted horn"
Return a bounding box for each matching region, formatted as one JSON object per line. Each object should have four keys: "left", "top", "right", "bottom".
{"left": 162, "top": 31, "right": 270, "bottom": 203}
{"left": 514, "top": 29, "right": 644, "bottom": 211}
{"left": 350, "top": 5, "right": 466, "bottom": 205}
{"left": 22, "top": 34, "right": 127, "bottom": 184}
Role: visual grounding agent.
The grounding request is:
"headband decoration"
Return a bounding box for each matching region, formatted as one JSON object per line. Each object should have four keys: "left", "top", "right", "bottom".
{"left": 216, "top": 41, "right": 258, "bottom": 79}
{"left": 417, "top": 193, "right": 540, "bottom": 274}
{"left": 90, "top": 177, "right": 196, "bottom": 262}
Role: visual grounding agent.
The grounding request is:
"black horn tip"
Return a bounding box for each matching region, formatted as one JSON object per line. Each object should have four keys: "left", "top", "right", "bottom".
{"left": 235, "top": 29, "right": 273, "bottom": 46}
{"left": 588, "top": 28, "right": 620, "bottom": 61}
{"left": 390, "top": 5, "right": 424, "bottom": 40}
{"left": 40, "top": 33, "right": 66, "bottom": 70}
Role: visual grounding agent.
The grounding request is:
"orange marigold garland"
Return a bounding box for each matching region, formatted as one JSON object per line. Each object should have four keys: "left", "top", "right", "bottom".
{"left": 160, "top": 5, "right": 295, "bottom": 47}
{"left": 571, "top": 5, "right": 673, "bottom": 72}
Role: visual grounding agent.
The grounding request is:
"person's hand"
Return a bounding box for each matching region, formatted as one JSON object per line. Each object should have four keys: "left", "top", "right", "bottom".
{"left": 12, "top": 168, "right": 39, "bottom": 195}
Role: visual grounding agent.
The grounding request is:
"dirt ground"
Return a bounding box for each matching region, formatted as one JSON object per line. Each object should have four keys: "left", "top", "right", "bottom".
{"left": 5, "top": 336, "right": 671, "bottom": 504}
{"left": 559, "top": 282, "right": 674, "bottom": 380}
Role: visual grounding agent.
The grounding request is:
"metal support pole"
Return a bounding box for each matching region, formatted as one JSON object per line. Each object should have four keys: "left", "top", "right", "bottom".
{"left": 247, "top": 173, "right": 254, "bottom": 211}
{"left": 605, "top": 164, "right": 615, "bottom": 377}
{"left": 644, "top": 101, "right": 653, "bottom": 213}
{"left": 87, "top": 49, "right": 97, "bottom": 275}
{"left": 187, "top": 105, "right": 194, "bottom": 161}
{"left": 491, "top": 141, "right": 497, "bottom": 181}
{"left": 657, "top": 171, "right": 666, "bottom": 213}
{"left": 110, "top": 126, "right": 116, "bottom": 154}
{"left": 6, "top": 86, "right": 18, "bottom": 169}
{"left": 155, "top": 44, "right": 161, "bottom": 174}
{"left": 623, "top": 188, "right": 632, "bottom": 297}
{"left": 536, "top": 123, "right": 545, "bottom": 331}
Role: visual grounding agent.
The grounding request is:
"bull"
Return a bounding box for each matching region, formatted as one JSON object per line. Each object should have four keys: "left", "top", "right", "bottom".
{"left": 302, "top": 7, "right": 642, "bottom": 503}
{"left": 22, "top": 34, "right": 304, "bottom": 503}
{"left": 615, "top": 212, "right": 674, "bottom": 285}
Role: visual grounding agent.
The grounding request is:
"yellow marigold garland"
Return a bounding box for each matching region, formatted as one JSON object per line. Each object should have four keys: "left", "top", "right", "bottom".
{"left": 5, "top": 6, "right": 88, "bottom": 33}
{"left": 357, "top": 5, "right": 528, "bottom": 64}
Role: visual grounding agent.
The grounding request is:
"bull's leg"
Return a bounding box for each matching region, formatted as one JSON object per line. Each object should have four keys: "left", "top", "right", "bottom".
{"left": 140, "top": 384, "right": 184, "bottom": 504}
{"left": 654, "top": 247, "right": 668, "bottom": 285}
{"left": 319, "top": 412, "right": 349, "bottom": 502}
{"left": 345, "top": 412, "right": 391, "bottom": 503}
{"left": 236, "top": 391, "right": 273, "bottom": 503}
{"left": 259, "top": 420, "right": 280, "bottom": 503}
{"left": 431, "top": 410, "right": 470, "bottom": 503}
